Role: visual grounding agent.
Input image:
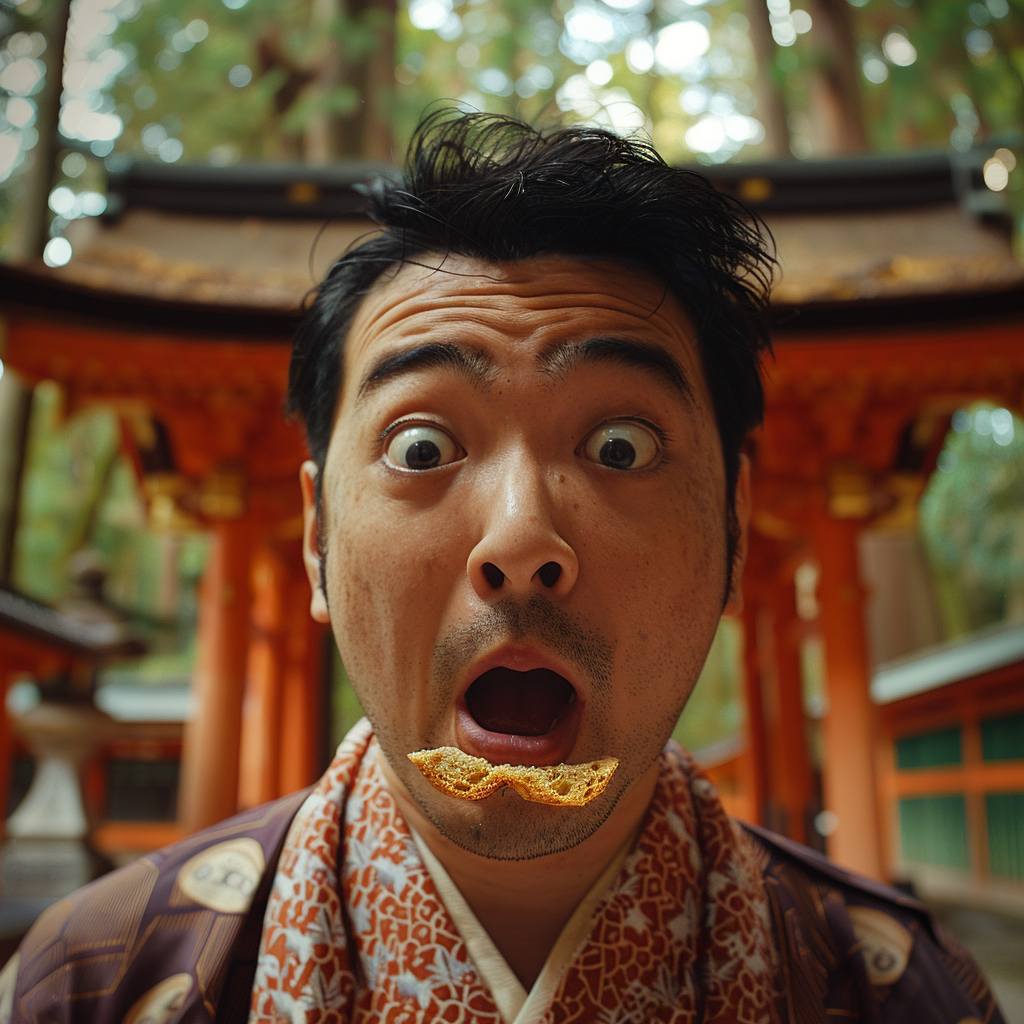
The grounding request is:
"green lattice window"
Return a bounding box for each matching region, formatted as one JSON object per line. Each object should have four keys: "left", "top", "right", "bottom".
{"left": 986, "top": 792, "right": 1024, "bottom": 881}
{"left": 105, "top": 759, "right": 179, "bottom": 822}
{"left": 981, "top": 712, "right": 1024, "bottom": 762}
{"left": 899, "top": 795, "right": 969, "bottom": 870}
{"left": 895, "top": 727, "right": 962, "bottom": 770}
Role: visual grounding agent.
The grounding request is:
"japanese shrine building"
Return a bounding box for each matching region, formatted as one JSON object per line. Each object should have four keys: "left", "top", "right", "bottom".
{"left": 1, "top": 147, "right": 1022, "bottom": 910}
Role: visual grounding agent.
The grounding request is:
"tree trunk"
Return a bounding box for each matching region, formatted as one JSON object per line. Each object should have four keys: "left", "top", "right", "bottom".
{"left": 303, "top": 0, "right": 396, "bottom": 162}
{"left": 805, "top": 0, "right": 868, "bottom": 154}
{"left": 351, "top": 0, "right": 397, "bottom": 162}
{"left": 746, "top": 0, "right": 792, "bottom": 158}
{"left": 303, "top": 0, "right": 345, "bottom": 163}
{"left": 17, "top": 0, "right": 73, "bottom": 263}
{"left": 0, "top": 370, "right": 32, "bottom": 587}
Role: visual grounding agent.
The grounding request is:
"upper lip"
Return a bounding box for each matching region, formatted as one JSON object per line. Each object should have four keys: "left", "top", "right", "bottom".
{"left": 457, "top": 644, "right": 585, "bottom": 705}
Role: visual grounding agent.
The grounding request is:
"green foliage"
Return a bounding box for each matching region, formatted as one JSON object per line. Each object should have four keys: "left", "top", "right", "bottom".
{"left": 391, "top": 0, "right": 1024, "bottom": 160}
{"left": 330, "top": 648, "right": 365, "bottom": 750}
{"left": 851, "top": 0, "right": 1024, "bottom": 152}
{"left": 391, "top": 0, "right": 761, "bottom": 163}
{"left": 672, "top": 617, "right": 744, "bottom": 755}
{"left": 96, "top": 0, "right": 391, "bottom": 164}
{"left": 920, "top": 402, "right": 1024, "bottom": 638}
{"left": 12, "top": 382, "right": 120, "bottom": 603}
{"left": 109, "top": 0, "right": 314, "bottom": 162}
{"left": 1, "top": 0, "right": 1022, "bottom": 251}
{"left": 11, "top": 382, "right": 209, "bottom": 680}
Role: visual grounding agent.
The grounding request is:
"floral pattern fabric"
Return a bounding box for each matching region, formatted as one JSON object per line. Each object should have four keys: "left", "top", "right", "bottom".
{"left": 248, "top": 720, "right": 780, "bottom": 1024}
{"left": 0, "top": 720, "right": 1005, "bottom": 1023}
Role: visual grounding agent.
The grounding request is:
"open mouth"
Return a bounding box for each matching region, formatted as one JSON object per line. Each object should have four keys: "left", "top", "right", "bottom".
{"left": 465, "top": 667, "right": 577, "bottom": 737}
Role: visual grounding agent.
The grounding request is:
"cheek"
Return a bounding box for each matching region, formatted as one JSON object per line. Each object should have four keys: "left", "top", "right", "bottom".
{"left": 587, "top": 457, "right": 727, "bottom": 727}
{"left": 325, "top": 476, "right": 464, "bottom": 685}
{"left": 577, "top": 468, "right": 725, "bottom": 605}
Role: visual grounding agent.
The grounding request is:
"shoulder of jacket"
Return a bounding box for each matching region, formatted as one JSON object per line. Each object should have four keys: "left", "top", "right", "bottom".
{"left": 147, "top": 785, "right": 313, "bottom": 874}
{"left": 10, "top": 786, "right": 312, "bottom": 1023}
{"left": 740, "top": 820, "right": 932, "bottom": 918}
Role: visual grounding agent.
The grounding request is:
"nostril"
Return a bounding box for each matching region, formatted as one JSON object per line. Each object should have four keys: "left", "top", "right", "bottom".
{"left": 482, "top": 562, "right": 505, "bottom": 589}
{"left": 537, "top": 562, "right": 562, "bottom": 588}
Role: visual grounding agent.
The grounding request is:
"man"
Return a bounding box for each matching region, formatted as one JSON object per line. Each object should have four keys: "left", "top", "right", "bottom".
{"left": 1, "top": 113, "right": 1004, "bottom": 1023}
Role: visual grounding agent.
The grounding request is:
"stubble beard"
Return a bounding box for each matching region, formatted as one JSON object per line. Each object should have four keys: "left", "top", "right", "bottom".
{"left": 409, "top": 771, "right": 637, "bottom": 861}
{"left": 319, "top": 489, "right": 734, "bottom": 860}
{"left": 370, "top": 594, "right": 677, "bottom": 861}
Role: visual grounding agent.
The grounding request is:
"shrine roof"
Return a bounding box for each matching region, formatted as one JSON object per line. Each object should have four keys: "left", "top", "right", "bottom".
{"left": 58, "top": 209, "right": 374, "bottom": 314}
{"left": 2, "top": 146, "right": 1021, "bottom": 336}
{"left": 0, "top": 258, "right": 301, "bottom": 337}
{"left": 684, "top": 147, "right": 1024, "bottom": 310}
{"left": 871, "top": 620, "right": 1024, "bottom": 704}
{"left": 0, "top": 587, "right": 143, "bottom": 659}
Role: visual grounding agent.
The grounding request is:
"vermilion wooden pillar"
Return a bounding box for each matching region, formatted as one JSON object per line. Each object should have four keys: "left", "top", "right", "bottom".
{"left": 278, "top": 551, "right": 326, "bottom": 794}
{"left": 178, "top": 517, "right": 256, "bottom": 833}
{"left": 739, "top": 592, "right": 768, "bottom": 828}
{"left": 762, "top": 575, "right": 815, "bottom": 844}
{"left": 237, "top": 540, "right": 287, "bottom": 809}
{"left": 0, "top": 668, "right": 13, "bottom": 843}
{"left": 237, "top": 536, "right": 325, "bottom": 804}
{"left": 812, "top": 510, "right": 883, "bottom": 880}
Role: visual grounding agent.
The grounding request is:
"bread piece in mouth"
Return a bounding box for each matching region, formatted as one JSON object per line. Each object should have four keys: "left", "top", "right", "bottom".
{"left": 407, "top": 746, "right": 618, "bottom": 806}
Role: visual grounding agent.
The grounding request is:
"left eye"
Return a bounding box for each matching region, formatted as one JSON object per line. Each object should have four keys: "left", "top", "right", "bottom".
{"left": 385, "top": 424, "right": 461, "bottom": 470}
{"left": 582, "top": 422, "right": 659, "bottom": 470}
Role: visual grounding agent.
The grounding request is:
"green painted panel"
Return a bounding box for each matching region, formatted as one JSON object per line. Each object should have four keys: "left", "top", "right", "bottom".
{"left": 982, "top": 712, "right": 1024, "bottom": 762}
{"left": 987, "top": 792, "right": 1024, "bottom": 881}
{"left": 895, "top": 727, "right": 962, "bottom": 770}
{"left": 899, "top": 795, "right": 969, "bottom": 870}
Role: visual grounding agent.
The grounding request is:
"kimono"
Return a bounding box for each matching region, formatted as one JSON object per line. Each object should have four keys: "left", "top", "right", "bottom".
{"left": 1, "top": 720, "right": 1004, "bottom": 1024}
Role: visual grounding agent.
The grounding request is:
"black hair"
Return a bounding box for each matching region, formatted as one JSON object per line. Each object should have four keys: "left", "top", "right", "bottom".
{"left": 287, "top": 110, "right": 775, "bottom": 580}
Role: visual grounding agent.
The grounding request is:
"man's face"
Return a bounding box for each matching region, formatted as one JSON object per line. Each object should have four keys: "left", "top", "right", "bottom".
{"left": 302, "top": 255, "right": 747, "bottom": 859}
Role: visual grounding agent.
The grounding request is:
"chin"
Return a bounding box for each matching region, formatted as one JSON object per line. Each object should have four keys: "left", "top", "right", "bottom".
{"left": 414, "top": 781, "right": 628, "bottom": 861}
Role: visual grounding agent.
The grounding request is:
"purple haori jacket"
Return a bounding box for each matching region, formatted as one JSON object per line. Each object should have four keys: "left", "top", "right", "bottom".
{"left": 2, "top": 789, "right": 1006, "bottom": 1024}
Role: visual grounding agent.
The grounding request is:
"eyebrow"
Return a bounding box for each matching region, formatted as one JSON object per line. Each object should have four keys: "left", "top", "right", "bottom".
{"left": 540, "top": 336, "right": 694, "bottom": 402}
{"left": 356, "top": 342, "right": 498, "bottom": 402}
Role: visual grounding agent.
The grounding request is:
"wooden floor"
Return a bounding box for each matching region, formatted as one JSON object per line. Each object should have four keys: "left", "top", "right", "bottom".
{"left": 933, "top": 902, "right": 1024, "bottom": 1024}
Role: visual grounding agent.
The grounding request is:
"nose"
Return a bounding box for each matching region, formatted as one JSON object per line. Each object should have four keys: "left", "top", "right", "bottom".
{"left": 467, "top": 458, "right": 578, "bottom": 601}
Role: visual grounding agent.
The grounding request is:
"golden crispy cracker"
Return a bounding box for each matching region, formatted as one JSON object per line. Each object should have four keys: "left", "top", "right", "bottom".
{"left": 407, "top": 746, "right": 618, "bottom": 806}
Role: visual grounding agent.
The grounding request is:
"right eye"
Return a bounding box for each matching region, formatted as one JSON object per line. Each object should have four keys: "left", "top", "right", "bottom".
{"left": 384, "top": 424, "right": 460, "bottom": 470}
{"left": 581, "top": 421, "right": 659, "bottom": 471}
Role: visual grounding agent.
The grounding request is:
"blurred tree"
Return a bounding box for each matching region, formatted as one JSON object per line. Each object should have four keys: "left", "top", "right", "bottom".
{"left": 107, "top": 0, "right": 394, "bottom": 163}
{"left": 13, "top": 0, "right": 70, "bottom": 259}
{"left": 920, "top": 403, "right": 1024, "bottom": 639}
{"left": 389, "top": 0, "right": 1024, "bottom": 161}
{"left": 0, "top": 0, "right": 1021, "bottom": 261}
{"left": 11, "top": 382, "right": 120, "bottom": 604}
{"left": 391, "top": 0, "right": 766, "bottom": 163}
{"left": 805, "top": 0, "right": 868, "bottom": 152}
{"left": 672, "top": 617, "right": 745, "bottom": 755}
{"left": 747, "top": 0, "right": 791, "bottom": 154}
{"left": 852, "top": 0, "right": 1024, "bottom": 153}
{"left": 11, "top": 382, "right": 210, "bottom": 677}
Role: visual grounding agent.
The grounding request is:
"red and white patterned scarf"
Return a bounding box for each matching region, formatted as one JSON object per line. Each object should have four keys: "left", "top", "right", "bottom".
{"left": 249, "top": 719, "right": 780, "bottom": 1023}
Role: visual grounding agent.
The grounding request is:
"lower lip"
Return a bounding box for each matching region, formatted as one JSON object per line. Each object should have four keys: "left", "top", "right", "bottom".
{"left": 454, "top": 696, "right": 582, "bottom": 767}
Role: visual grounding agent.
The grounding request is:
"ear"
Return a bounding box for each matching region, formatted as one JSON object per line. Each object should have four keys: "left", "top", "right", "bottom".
{"left": 300, "top": 460, "right": 331, "bottom": 624}
{"left": 723, "top": 454, "right": 751, "bottom": 616}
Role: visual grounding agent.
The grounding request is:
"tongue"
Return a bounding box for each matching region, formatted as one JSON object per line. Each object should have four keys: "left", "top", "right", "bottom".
{"left": 465, "top": 667, "right": 576, "bottom": 737}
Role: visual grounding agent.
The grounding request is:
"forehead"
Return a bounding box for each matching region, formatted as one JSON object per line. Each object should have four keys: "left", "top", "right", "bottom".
{"left": 340, "top": 255, "right": 706, "bottom": 399}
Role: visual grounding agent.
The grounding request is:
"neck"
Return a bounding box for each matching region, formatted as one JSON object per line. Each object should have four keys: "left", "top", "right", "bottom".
{"left": 381, "top": 757, "right": 659, "bottom": 988}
